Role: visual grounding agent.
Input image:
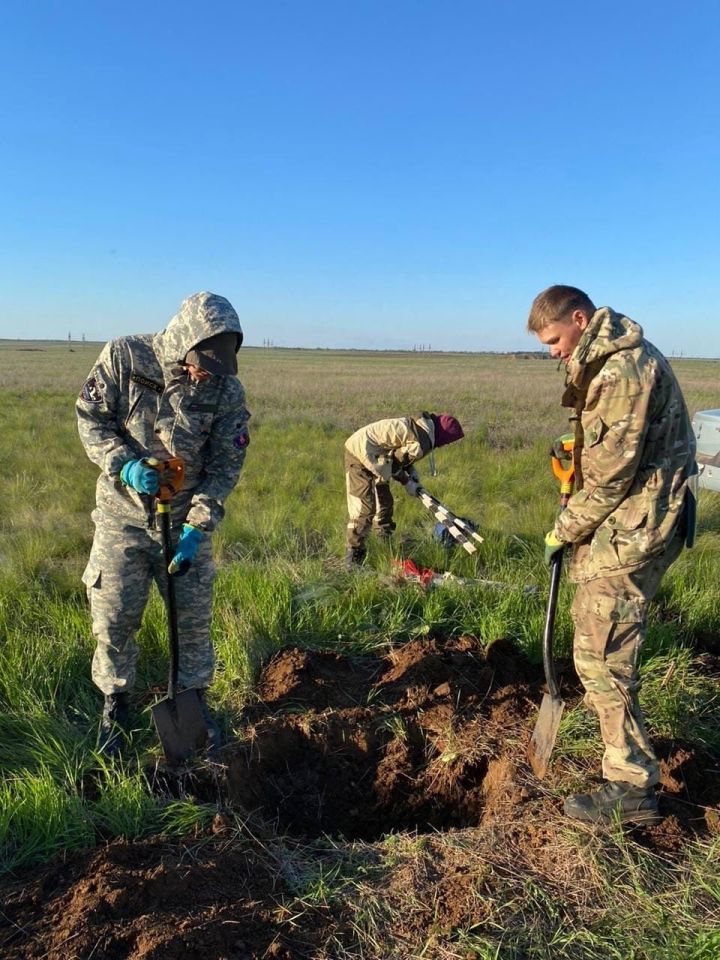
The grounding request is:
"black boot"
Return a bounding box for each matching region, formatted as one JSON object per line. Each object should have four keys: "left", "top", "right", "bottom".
{"left": 98, "top": 692, "right": 130, "bottom": 758}
{"left": 563, "top": 780, "right": 661, "bottom": 825}
{"left": 197, "top": 690, "right": 222, "bottom": 753}
{"left": 345, "top": 546, "right": 367, "bottom": 570}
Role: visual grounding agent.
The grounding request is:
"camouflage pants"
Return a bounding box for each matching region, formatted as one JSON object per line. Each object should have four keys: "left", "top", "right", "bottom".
{"left": 83, "top": 517, "right": 216, "bottom": 695}
{"left": 345, "top": 451, "right": 395, "bottom": 550}
{"left": 571, "top": 534, "right": 683, "bottom": 787}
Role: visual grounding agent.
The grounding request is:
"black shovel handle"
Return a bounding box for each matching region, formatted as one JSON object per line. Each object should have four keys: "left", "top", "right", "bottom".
{"left": 542, "top": 548, "right": 563, "bottom": 699}
{"left": 543, "top": 488, "right": 573, "bottom": 700}
{"left": 157, "top": 502, "right": 180, "bottom": 701}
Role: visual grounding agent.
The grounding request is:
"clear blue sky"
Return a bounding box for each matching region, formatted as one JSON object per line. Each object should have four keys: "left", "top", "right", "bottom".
{"left": 1, "top": 1, "right": 719, "bottom": 355}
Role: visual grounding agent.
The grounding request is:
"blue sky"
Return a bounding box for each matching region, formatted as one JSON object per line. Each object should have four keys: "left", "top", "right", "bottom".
{"left": 1, "top": 1, "right": 719, "bottom": 354}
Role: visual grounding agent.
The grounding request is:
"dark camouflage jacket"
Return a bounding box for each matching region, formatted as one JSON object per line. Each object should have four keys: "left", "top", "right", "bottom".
{"left": 555, "top": 307, "right": 695, "bottom": 582}
{"left": 77, "top": 292, "right": 250, "bottom": 532}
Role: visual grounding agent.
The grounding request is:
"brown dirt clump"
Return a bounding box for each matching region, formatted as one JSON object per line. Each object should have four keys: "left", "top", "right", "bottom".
{"left": 2, "top": 635, "right": 718, "bottom": 959}
{"left": 250, "top": 646, "right": 380, "bottom": 713}
{"left": 0, "top": 836, "right": 317, "bottom": 959}
{"left": 225, "top": 636, "right": 538, "bottom": 840}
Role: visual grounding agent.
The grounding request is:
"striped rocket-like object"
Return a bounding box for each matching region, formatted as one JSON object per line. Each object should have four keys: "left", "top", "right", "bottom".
{"left": 416, "top": 488, "right": 484, "bottom": 554}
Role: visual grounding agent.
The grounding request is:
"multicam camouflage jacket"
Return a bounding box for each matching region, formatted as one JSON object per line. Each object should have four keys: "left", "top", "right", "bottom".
{"left": 555, "top": 307, "right": 696, "bottom": 582}
{"left": 77, "top": 292, "right": 250, "bottom": 533}
{"left": 345, "top": 415, "right": 435, "bottom": 482}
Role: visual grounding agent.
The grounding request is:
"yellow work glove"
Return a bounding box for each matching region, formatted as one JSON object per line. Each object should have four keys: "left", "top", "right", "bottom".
{"left": 544, "top": 530, "right": 565, "bottom": 565}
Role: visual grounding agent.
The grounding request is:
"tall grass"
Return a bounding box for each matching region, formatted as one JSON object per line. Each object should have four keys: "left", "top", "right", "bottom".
{"left": 1, "top": 343, "right": 719, "bottom": 956}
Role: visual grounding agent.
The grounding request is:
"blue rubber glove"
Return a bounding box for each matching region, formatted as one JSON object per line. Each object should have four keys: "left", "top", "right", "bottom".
{"left": 544, "top": 530, "right": 565, "bottom": 566}
{"left": 168, "top": 524, "right": 204, "bottom": 576}
{"left": 120, "top": 459, "right": 160, "bottom": 495}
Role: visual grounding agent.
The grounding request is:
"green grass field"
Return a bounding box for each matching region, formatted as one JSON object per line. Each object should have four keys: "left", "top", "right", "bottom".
{"left": 1, "top": 341, "right": 719, "bottom": 959}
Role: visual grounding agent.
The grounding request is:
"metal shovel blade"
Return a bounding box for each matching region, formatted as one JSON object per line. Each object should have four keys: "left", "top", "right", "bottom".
{"left": 528, "top": 692, "right": 565, "bottom": 779}
{"left": 151, "top": 688, "right": 208, "bottom": 765}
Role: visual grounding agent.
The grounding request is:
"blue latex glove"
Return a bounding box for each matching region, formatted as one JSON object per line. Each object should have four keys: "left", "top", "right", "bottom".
{"left": 120, "top": 459, "right": 160, "bottom": 495}
{"left": 544, "top": 530, "right": 565, "bottom": 566}
{"left": 169, "top": 524, "right": 204, "bottom": 576}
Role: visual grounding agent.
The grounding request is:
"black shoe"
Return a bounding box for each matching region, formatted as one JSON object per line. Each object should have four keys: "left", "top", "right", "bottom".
{"left": 345, "top": 547, "right": 367, "bottom": 570}
{"left": 563, "top": 780, "right": 661, "bottom": 825}
{"left": 98, "top": 692, "right": 130, "bottom": 757}
{"left": 197, "top": 690, "right": 222, "bottom": 753}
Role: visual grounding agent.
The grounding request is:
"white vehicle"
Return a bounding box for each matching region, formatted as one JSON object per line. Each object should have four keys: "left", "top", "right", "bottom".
{"left": 692, "top": 409, "right": 720, "bottom": 492}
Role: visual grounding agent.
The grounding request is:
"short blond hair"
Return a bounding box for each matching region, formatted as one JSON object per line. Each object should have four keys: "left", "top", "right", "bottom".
{"left": 527, "top": 285, "right": 596, "bottom": 332}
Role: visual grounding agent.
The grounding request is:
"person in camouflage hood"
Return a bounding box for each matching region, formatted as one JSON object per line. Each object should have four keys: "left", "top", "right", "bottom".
{"left": 528, "top": 284, "right": 696, "bottom": 825}
{"left": 77, "top": 292, "right": 250, "bottom": 755}
{"left": 343, "top": 413, "right": 464, "bottom": 568}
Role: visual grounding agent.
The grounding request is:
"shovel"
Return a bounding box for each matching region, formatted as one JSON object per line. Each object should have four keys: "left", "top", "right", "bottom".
{"left": 148, "top": 458, "right": 209, "bottom": 764}
{"left": 528, "top": 441, "right": 575, "bottom": 779}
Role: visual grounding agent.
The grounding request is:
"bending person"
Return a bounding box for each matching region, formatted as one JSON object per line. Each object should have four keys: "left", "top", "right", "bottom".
{"left": 343, "top": 412, "right": 464, "bottom": 568}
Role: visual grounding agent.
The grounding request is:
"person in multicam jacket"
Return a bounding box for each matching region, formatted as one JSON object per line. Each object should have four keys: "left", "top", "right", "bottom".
{"left": 77, "top": 291, "right": 250, "bottom": 756}
{"left": 529, "top": 284, "right": 696, "bottom": 825}
{"left": 343, "top": 413, "right": 464, "bottom": 568}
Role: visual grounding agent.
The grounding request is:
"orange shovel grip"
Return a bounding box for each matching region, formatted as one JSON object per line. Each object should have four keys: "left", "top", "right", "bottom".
{"left": 551, "top": 437, "right": 575, "bottom": 487}
{"left": 145, "top": 457, "right": 185, "bottom": 502}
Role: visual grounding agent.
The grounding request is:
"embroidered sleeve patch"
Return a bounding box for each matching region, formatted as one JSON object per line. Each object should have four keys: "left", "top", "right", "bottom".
{"left": 80, "top": 377, "right": 103, "bottom": 403}
{"left": 233, "top": 427, "right": 250, "bottom": 449}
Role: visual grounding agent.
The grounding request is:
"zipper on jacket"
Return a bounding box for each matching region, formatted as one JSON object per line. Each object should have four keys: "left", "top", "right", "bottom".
{"left": 124, "top": 394, "right": 142, "bottom": 429}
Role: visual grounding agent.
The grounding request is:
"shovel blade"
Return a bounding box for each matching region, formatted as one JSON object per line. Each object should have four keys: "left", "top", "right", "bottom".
{"left": 151, "top": 688, "right": 208, "bottom": 765}
{"left": 528, "top": 693, "right": 565, "bottom": 779}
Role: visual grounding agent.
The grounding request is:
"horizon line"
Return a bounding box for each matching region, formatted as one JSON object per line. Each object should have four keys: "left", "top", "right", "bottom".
{"left": 1, "top": 338, "right": 718, "bottom": 361}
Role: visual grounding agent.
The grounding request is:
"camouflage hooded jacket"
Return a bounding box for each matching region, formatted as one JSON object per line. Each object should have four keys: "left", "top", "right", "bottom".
{"left": 554, "top": 307, "right": 695, "bottom": 582}
{"left": 76, "top": 292, "right": 250, "bottom": 533}
{"left": 344, "top": 415, "right": 435, "bottom": 482}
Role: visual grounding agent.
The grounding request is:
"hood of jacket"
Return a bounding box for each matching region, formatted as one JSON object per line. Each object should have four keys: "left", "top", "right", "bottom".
{"left": 565, "top": 307, "right": 644, "bottom": 389}
{"left": 153, "top": 292, "right": 243, "bottom": 377}
{"left": 415, "top": 414, "right": 435, "bottom": 451}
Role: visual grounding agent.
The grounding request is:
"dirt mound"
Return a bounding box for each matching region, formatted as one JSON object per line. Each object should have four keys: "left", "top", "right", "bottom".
{"left": 1, "top": 837, "right": 309, "bottom": 959}
{"left": 227, "top": 636, "right": 535, "bottom": 839}
{"left": 251, "top": 646, "right": 380, "bottom": 712}
{"left": 3, "top": 636, "right": 719, "bottom": 959}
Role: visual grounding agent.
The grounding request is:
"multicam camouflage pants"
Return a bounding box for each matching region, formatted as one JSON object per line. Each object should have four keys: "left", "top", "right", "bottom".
{"left": 344, "top": 451, "right": 395, "bottom": 550}
{"left": 571, "top": 533, "right": 684, "bottom": 787}
{"left": 82, "top": 517, "right": 216, "bottom": 695}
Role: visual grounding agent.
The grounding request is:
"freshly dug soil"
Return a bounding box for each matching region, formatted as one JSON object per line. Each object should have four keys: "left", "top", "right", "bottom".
{"left": 227, "top": 636, "right": 540, "bottom": 839}
{"left": 2, "top": 636, "right": 718, "bottom": 960}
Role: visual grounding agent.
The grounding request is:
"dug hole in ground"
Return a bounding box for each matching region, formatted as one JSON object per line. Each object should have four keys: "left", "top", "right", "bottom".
{"left": 3, "top": 635, "right": 719, "bottom": 959}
